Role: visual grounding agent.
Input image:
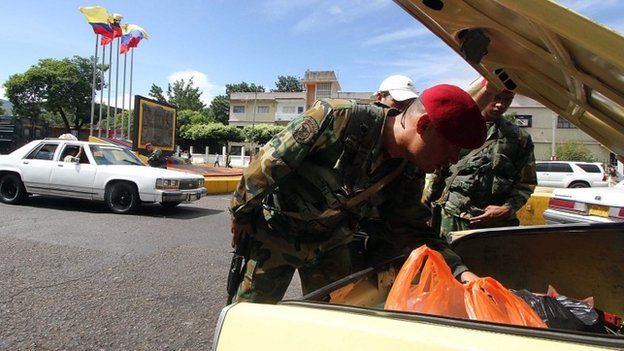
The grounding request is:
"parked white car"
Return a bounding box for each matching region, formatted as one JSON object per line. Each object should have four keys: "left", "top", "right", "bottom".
{"left": 0, "top": 140, "right": 207, "bottom": 214}
{"left": 535, "top": 161, "right": 607, "bottom": 188}
{"left": 543, "top": 180, "right": 624, "bottom": 224}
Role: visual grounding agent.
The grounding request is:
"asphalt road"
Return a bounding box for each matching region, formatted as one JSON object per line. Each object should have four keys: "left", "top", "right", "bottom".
{"left": 0, "top": 195, "right": 301, "bottom": 350}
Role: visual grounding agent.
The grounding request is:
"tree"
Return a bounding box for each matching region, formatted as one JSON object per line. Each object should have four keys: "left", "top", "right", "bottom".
{"left": 181, "top": 123, "right": 244, "bottom": 154}
{"left": 167, "top": 78, "right": 206, "bottom": 111}
{"left": 273, "top": 75, "right": 303, "bottom": 92}
{"left": 4, "top": 56, "right": 104, "bottom": 132}
{"left": 556, "top": 141, "right": 597, "bottom": 162}
{"left": 243, "top": 124, "right": 285, "bottom": 145}
{"left": 210, "top": 95, "right": 230, "bottom": 125}
{"left": 177, "top": 109, "right": 213, "bottom": 136}
{"left": 148, "top": 84, "right": 166, "bottom": 103}
{"left": 0, "top": 104, "right": 5, "bottom": 115}
{"left": 225, "top": 82, "right": 265, "bottom": 95}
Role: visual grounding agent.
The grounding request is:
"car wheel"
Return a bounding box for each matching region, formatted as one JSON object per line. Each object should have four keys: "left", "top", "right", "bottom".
{"left": 105, "top": 182, "right": 139, "bottom": 214}
{"left": 0, "top": 174, "right": 27, "bottom": 204}
{"left": 568, "top": 181, "right": 589, "bottom": 188}
{"left": 160, "top": 201, "right": 181, "bottom": 209}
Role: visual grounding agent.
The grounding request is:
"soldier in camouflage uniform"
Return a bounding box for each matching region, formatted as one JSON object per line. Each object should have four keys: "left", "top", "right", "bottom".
{"left": 429, "top": 86, "right": 537, "bottom": 241}
{"left": 230, "top": 84, "right": 493, "bottom": 303}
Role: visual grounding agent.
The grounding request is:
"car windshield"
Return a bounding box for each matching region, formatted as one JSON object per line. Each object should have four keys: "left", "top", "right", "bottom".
{"left": 89, "top": 145, "right": 144, "bottom": 166}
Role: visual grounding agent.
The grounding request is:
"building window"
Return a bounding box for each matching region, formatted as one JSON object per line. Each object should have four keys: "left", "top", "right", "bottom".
{"left": 515, "top": 114, "right": 532, "bottom": 128}
{"left": 557, "top": 116, "right": 576, "bottom": 129}
{"left": 257, "top": 106, "right": 270, "bottom": 114}
{"left": 282, "top": 106, "right": 296, "bottom": 114}
{"left": 316, "top": 83, "right": 332, "bottom": 98}
{"left": 298, "top": 106, "right": 304, "bottom": 113}
{"left": 233, "top": 105, "right": 245, "bottom": 113}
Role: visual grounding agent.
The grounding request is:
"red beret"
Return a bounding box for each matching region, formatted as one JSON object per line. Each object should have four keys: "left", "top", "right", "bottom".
{"left": 420, "top": 84, "right": 486, "bottom": 149}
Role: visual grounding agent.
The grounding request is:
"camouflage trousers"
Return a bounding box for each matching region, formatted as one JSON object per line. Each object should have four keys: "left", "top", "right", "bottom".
{"left": 235, "top": 218, "right": 352, "bottom": 304}
{"left": 439, "top": 207, "right": 520, "bottom": 242}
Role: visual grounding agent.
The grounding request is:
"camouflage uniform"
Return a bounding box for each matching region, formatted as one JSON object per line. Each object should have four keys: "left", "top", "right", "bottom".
{"left": 147, "top": 148, "right": 166, "bottom": 168}
{"left": 230, "top": 99, "right": 468, "bottom": 303}
{"left": 430, "top": 116, "right": 537, "bottom": 240}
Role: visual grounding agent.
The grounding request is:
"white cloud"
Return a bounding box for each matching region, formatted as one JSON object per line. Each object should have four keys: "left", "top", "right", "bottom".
{"left": 0, "top": 85, "right": 5, "bottom": 100}
{"left": 167, "top": 70, "right": 219, "bottom": 105}
{"left": 362, "top": 27, "right": 429, "bottom": 46}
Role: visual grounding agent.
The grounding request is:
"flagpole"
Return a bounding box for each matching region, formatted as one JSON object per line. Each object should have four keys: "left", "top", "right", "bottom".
{"left": 121, "top": 51, "right": 128, "bottom": 140}
{"left": 113, "top": 37, "right": 121, "bottom": 139}
{"left": 98, "top": 40, "right": 105, "bottom": 138}
{"left": 89, "top": 34, "right": 99, "bottom": 137}
{"left": 128, "top": 48, "right": 134, "bottom": 140}
{"left": 106, "top": 41, "right": 113, "bottom": 138}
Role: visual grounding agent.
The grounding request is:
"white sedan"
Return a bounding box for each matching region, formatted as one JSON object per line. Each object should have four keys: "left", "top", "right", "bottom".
{"left": 0, "top": 139, "right": 207, "bottom": 214}
{"left": 543, "top": 180, "right": 624, "bottom": 224}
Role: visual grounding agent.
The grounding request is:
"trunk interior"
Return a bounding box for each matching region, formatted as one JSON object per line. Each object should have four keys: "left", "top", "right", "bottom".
{"left": 300, "top": 223, "right": 624, "bottom": 337}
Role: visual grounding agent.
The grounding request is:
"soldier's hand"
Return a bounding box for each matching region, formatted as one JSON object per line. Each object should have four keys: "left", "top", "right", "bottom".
{"left": 231, "top": 220, "right": 254, "bottom": 248}
{"left": 459, "top": 270, "right": 479, "bottom": 284}
{"left": 469, "top": 205, "right": 512, "bottom": 226}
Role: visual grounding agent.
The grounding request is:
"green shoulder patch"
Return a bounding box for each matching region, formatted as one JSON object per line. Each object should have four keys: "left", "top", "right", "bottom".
{"left": 293, "top": 116, "right": 319, "bottom": 145}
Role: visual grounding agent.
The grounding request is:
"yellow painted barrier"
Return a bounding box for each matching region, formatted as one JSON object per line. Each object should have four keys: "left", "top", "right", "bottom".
{"left": 517, "top": 187, "right": 554, "bottom": 226}
{"left": 204, "top": 176, "right": 240, "bottom": 194}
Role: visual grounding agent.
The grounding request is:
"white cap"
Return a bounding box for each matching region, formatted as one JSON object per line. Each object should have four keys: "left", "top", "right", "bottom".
{"left": 377, "top": 75, "right": 419, "bottom": 101}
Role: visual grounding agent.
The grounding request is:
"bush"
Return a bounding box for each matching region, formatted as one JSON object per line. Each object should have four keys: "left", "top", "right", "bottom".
{"left": 556, "top": 141, "right": 597, "bottom": 162}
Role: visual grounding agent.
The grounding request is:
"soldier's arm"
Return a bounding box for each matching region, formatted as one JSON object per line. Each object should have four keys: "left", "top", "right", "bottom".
{"left": 426, "top": 166, "right": 451, "bottom": 205}
{"left": 229, "top": 101, "right": 331, "bottom": 224}
{"left": 504, "top": 133, "right": 537, "bottom": 213}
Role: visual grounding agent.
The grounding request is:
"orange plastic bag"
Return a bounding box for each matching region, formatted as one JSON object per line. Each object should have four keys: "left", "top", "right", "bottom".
{"left": 385, "top": 246, "right": 468, "bottom": 319}
{"left": 464, "top": 277, "right": 547, "bottom": 328}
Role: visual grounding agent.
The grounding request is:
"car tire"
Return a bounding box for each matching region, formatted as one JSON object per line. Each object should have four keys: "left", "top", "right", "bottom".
{"left": 160, "top": 201, "right": 181, "bottom": 209}
{"left": 0, "top": 174, "right": 27, "bottom": 204}
{"left": 105, "top": 182, "right": 139, "bottom": 214}
{"left": 568, "top": 181, "right": 590, "bottom": 188}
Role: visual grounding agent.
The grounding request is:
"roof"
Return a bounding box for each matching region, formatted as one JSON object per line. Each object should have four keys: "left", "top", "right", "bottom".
{"left": 302, "top": 70, "right": 338, "bottom": 83}
{"left": 230, "top": 92, "right": 305, "bottom": 100}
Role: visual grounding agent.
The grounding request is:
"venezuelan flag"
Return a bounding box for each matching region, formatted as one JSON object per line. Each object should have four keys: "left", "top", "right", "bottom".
{"left": 120, "top": 24, "right": 149, "bottom": 54}
{"left": 79, "top": 6, "right": 114, "bottom": 37}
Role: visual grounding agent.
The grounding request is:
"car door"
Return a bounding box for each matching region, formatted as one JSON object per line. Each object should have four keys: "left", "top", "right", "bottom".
{"left": 18, "top": 142, "right": 59, "bottom": 192}
{"left": 535, "top": 162, "right": 553, "bottom": 186}
{"left": 49, "top": 143, "right": 97, "bottom": 199}
{"left": 549, "top": 163, "right": 574, "bottom": 188}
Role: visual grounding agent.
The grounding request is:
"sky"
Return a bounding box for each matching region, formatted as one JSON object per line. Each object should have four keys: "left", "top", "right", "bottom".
{"left": 1, "top": 0, "right": 623, "bottom": 108}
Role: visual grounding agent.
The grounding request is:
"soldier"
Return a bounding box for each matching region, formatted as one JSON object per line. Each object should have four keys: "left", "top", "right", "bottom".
{"left": 145, "top": 143, "right": 167, "bottom": 168}
{"left": 229, "top": 84, "right": 494, "bottom": 304}
{"left": 429, "top": 80, "right": 537, "bottom": 241}
{"left": 372, "top": 74, "right": 419, "bottom": 110}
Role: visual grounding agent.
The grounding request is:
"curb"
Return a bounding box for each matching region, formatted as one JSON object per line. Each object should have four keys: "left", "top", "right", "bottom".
{"left": 204, "top": 176, "right": 240, "bottom": 194}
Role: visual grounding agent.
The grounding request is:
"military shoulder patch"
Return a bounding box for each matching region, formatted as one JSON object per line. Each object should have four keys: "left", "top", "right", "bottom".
{"left": 293, "top": 116, "right": 319, "bottom": 145}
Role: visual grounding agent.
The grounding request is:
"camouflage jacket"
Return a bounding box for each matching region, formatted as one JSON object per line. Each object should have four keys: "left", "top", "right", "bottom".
{"left": 229, "top": 99, "right": 431, "bottom": 241}
{"left": 430, "top": 116, "right": 537, "bottom": 216}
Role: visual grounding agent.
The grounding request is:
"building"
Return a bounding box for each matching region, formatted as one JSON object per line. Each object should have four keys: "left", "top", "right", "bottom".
{"left": 507, "top": 95, "right": 612, "bottom": 162}
{"left": 229, "top": 70, "right": 372, "bottom": 128}
{"left": 229, "top": 70, "right": 613, "bottom": 163}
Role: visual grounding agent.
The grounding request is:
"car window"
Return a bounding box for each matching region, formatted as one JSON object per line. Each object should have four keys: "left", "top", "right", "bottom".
{"left": 24, "top": 143, "right": 58, "bottom": 160}
{"left": 549, "top": 163, "right": 573, "bottom": 172}
{"left": 89, "top": 145, "right": 143, "bottom": 166}
{"left": 536, "top": 163, "right": 549, "bottom": 172}
{"left": 575, "top": 163, "right": 601, "bottom": 173}
{"left": 60, "top": 144, "right": 90, "bottom": 164}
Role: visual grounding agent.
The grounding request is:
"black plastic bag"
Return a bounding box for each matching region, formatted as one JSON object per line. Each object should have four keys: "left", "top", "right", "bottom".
{"left": 513, "top": 290, "right": 604, "bottom": 333}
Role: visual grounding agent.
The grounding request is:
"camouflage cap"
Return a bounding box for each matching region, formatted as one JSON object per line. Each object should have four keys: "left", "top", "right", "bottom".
{"left": 420, "top": 84, "right": 486, "bottom": 149}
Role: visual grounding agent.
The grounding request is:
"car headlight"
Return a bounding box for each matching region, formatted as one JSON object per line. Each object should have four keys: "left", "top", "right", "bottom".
{"left": 155, "top": 178, "right": 180, "bottom": 190}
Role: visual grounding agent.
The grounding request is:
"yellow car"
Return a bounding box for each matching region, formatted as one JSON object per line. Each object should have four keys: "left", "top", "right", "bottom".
{"left": 214, "top": 1, "right": 624, "bottom": 349}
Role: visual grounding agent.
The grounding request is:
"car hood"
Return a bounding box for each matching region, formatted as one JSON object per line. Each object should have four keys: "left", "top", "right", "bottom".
{"left": 99, "top": 165, "right": 203, "bottom": 179}
{"left": 395, "top": 0, "right": 624, "bottom": 159}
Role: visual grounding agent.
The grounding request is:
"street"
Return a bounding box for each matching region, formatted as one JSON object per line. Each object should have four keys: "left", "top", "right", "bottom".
{"left": 0, "top": 195, "right": 300, "bottom": 350}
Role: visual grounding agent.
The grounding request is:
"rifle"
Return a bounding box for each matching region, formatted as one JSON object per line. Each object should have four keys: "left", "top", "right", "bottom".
{"left": 226, "top": 233, "right": 252, "bottom": 305}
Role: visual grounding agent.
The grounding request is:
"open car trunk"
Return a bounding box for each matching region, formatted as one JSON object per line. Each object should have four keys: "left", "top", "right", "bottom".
{"left": 294, "top": 223, "right": 623, "bottom": 344}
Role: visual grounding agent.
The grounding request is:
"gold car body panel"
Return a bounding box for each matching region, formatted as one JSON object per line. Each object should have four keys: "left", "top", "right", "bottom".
{"left": 214, "top": 303, "right": 613, "bottom": 351}
{"left": 395, "top": 0, "right": 624, "bottom": 159}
